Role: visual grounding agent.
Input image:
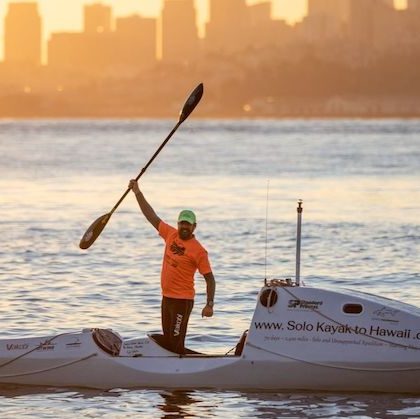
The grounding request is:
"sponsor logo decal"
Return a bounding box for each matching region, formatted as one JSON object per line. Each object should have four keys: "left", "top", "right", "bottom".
{"left": 65, "top": 339, "right": 82, "bottom": 350}
{"left": 372, "top": 306, "right": 400, "bottom": 323}
{"left": 7, "top": 343, "right": 29, "bottom": 351}
{"left": 288, "top": 299, "right": 323, "bottom": 310}
{"left": 37, "top": 340, "right": 55, "bottom": 351}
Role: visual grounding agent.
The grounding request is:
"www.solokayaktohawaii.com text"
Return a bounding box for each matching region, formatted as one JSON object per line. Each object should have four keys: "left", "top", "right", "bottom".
{"left": 253, "top": 320, "right": 419, "bottom": 339}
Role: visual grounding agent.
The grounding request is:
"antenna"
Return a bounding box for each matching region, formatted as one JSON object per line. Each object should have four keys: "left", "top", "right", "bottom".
{"left": 264, "top": 180, "right": 270, "bottom": 286}
{"left": 295, "top": 199, "right": 303, "bottom": 286}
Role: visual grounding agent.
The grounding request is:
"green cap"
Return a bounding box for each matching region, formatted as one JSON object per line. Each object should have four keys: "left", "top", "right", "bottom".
{"left": 178, "top": 209, "right": 196, "bottom": 225}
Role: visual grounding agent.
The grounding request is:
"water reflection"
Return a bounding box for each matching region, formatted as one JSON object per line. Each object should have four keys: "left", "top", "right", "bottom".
{"left": 0, "top": 385, "right": 419, "bottom": 418}
{"left": 1, "top": 119, "right": 419, "bottom": 417}
{"left": 158, "top": 390, "right": 199, "bottom": 418}
{"left": 0, "top": 383, "right": 106, "bottom": 398}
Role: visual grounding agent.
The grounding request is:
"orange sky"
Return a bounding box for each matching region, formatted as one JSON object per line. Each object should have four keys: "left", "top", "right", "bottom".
{"left": 0, "top": 0, "right": 407, "bottom": 61}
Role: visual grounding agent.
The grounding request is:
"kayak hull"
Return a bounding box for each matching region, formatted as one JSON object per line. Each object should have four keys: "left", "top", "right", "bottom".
{"left": 0, "top": 284, "right": 419, "bottom": 393}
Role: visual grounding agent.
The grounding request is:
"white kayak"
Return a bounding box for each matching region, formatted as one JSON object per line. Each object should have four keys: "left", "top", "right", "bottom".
{"left": 0, "top": 281, "right": 419, "bottom": 393}
{"left": 2, "top": 201, "right": 419, "bottom": 392}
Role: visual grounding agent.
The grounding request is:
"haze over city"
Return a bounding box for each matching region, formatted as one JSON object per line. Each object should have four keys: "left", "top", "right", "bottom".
{"left": 0, "top": 0, "right": 418, "bottom": 118}
{"left": 1, "top": 7, "right": 420, "bottom": 413}
{"left": 0, "top": 0, "right": 312, "bottom": 59}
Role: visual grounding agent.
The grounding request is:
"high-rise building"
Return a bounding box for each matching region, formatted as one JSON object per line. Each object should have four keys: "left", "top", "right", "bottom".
{"left": 304, "top": 0, "right": 350, "bottom": 43}
{"left": 48, "top": 30, "right": 115, "bottom": 75}
{"left": 115, "top": 15, "right": 157, "bottom": 70}
{"left": 206, "top": 0, "right": 250, "bottom": 53}
{"left": 348, "top": 0, "right": 398, "bottom": 51}
{"left": 4, "top": 2, "right": 42, "bottom": 67}
{"left": 404, "top": 0, "right": 420, "bottom": 48}
{"left": 349, "top": 1, "right": 375, "bottom": 46}
{"left": 307, "top": 0, "right": 392, "bottom": 21}
{"left": 374, "top": 0, "right": 401, "bottom": 51}
{"left": 161, "top": 0, "right": 198, "bottom": 63}
{"left": 48, "top": 32, "right": 86, "bottom": 71}
{"left": 382, "top": 0, "right": 395, "bottom": 8}
{"left": 249, "top": 1, "right": 271, "bottom": 26}
{"left": 77, "top": 4, "right": 114, "bottom": 74}
{"left": 84, "top": 3, "right": 112, "bottom": 34}
{"left": 49, "top": 8, "right": 157, "bottom": 76}
{"left": 307, "top": 0, "right": 350, "bottom": 23}
{"left": 248, "top": 2, "right": 277, "bottom": 48}
{"left": 407, "top": 0, "right": 420, "bottom": 11}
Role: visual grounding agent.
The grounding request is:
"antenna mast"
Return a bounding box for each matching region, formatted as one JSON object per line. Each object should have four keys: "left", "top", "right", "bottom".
{"left": 295, "top": 200, "right": 303, "bottom": 286}
{"left": 264, "top": 180, "right": 270, "bottom": 286}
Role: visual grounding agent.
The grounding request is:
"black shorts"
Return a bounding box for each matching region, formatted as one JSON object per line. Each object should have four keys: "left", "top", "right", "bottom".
{"left": 161, "top": 296, "right": 194, "bottom": 354}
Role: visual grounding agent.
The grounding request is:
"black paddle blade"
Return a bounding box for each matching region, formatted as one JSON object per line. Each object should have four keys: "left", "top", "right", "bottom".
{"left": 79, "top": 213, "right": 111, "bottom": 249}
{"left": 179, "top": 83, "right": 204, "bottom": 123}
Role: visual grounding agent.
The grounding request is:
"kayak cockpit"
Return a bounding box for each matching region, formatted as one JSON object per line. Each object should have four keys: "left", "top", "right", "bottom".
{"left": 108, "top": 330, "right": 248, "bottom": 358}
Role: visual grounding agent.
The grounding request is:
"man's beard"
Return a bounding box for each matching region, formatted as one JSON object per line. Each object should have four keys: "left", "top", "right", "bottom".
{"left": 179, "top": 228, "right": 191, "bottom": 240}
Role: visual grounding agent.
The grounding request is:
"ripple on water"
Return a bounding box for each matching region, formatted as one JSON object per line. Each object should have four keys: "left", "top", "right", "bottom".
{"left": 0, "top": 119, "right": 419, "bottom": 416}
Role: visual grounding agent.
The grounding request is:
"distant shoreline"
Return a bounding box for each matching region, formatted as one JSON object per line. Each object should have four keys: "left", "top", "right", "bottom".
{"left": 1, "top": 115, "right": 420, "bottom": 121}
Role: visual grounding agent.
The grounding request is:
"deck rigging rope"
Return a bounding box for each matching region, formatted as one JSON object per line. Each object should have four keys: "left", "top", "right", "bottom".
{"left": 0, "top": 353, "right": 97, "bottom": 378}
{"left": 0, "top": 332, "right": 77, "bottom": 370}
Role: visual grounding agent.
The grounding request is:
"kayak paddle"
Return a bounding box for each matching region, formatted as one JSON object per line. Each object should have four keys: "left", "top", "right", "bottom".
{"left": 79, "top": 83, "right": 204, "bottom": 249}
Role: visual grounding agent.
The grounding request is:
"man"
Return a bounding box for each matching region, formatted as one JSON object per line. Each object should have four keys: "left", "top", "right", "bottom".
{"left": 128, "top": 179, "right": 216, "bottom": 354}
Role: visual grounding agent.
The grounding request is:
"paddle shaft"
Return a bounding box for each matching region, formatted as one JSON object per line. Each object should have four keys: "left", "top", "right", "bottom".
{"left": 109, "top": 121, "right": 182, "bottom": 215}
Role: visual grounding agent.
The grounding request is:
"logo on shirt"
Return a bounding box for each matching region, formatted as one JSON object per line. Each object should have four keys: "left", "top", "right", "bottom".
{"left": 170, "top": 241, "right": 185, "bottom": 256}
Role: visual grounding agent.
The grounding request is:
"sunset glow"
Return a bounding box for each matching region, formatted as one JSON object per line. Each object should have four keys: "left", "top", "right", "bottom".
{"left": 0, "top": 0, "right": 416, "bottom": 119}
{"left": 1, "top": 0, "right": 308, "bottom": 60}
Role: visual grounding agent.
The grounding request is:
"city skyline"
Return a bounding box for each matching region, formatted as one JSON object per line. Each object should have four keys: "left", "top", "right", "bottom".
{"left": 0, "top": 0, "right": 312, "bottom": 62}
{"left": 1, "top": 0, "right": 418, "bottom": 119}
{"left": 0, "top": 0, "right": 409, "bottom": 64}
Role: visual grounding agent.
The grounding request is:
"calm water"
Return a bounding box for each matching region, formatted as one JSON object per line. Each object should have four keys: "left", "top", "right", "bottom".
{"left": 0, "top": 119, "right": 419, "bottom": 417}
